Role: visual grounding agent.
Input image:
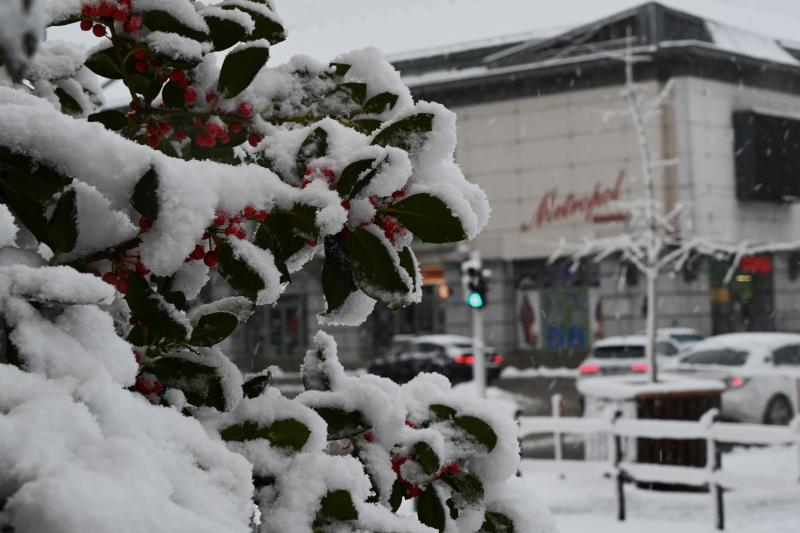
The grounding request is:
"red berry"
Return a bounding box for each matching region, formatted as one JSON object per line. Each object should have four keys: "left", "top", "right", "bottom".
{"left": 80, "top": 6, "right": 92, "bottom": 16}
{"left": 235, "top": 228, "right": 246, "bottom": 240}
{"left": 175, "top": 131, "right": 188, "bottom": 141}
{"left": 102, "top": 272, "right": 117, "bottom": 285}
{"left": 146, "top": 135, "right": 160, "bottom": 148}
{"left": 301, "top": 178, "right": 310, "bottom": 189}
{"left": 255, "top": 210, "right": 268, "bottom": 222}
{"left": 404, "top": 419, "right": 417, "bottom": 429}
{"left": 146, "top": 123, "right": 159, "bottom": 135}
{"left": 151, "top": 379, "right": 162, "bottom": 395}
{"left": 305, "top": 239, "right": 317, "bottom": 247}
{"left": 136, "top": 376, "right": 150, "bottom": 394}
{"left": 341, "top": 200, "right": 350, "bottom": 210}
{"left": 391, "top": 457, "right": 408, "bottom": 474}
{"left": 190, "top": 245, "right": 205, "bottom": 260}
{"left": 133, "top": 49, "right": 147, "bottom": 60}
{"left": 92, "top": 24, "right": 106, "bottom": 37}
{"left": 363, "top": 431, "right": 375, "bottom": 443}
{"left": 305, "top": 167, "right": 314, "bottom": 176}
{"left": 407, "top": 485, "right": 420, "bottom": 498}
{"left": 113, "top": 9, "right": 126, "bottom": 21}
{"left": 202, "top": 231, "right": 210, "bottom": 239}
{"left": 177, "top": 78, "right": 190, "bottom": 89}
{"left": 170, "top": 69, "right": 186, "bottom": 82}
{"left": 238, "top": 102, "right": 253, "bottom": 117}
{"left": 116, "top": 277, "right": 128, "bottom": 294}
{"left": 229, "top": 121, "right": 243, "bottom": 133}
{"left": 135, "top": 61, "right": 148, "bottom": 73}
{"left": 80, "top": 19, "right": 93, "bottom": 31}
{"left": 99, "top": 4, "right": 113, "bottom": 17}
{"left": 225, "top": 225, "right": 238, "bottom": 236}
{"left": 243, "top": 206, "right": 256, "bottom": 219}
{"left": 159, "top": 122, "right": 172, "bottom": 134}
{"left": 205, "top": 91, "right": 217, "bottom": 103}
{"left": 322, "top": 168, "right": 335, "bottom": 179}
{"left": 203, "top": 250, "right": 219, "bottom": 267}
{"left": 126, "top": 15, "right": 142, "bottom": 30}
{"left": 183, "top": 87, "right": 197, "bottom": 103}
{"left": 135, "top": 262, "right": 150, "bottom": 276}
{"left": 214, "top": 211, "right": 227, "bottom": 225}
{"left": 392, "top": 189, "right": 406, "bottom": 199}
{"left": 247, "top": 133, "right": 262, "bottom": 147}
{"left": 138, "top": 217, "right": 151, "bottom": 232}
{"left": 90, "top": 269, "right": 101, "bottom": 277}
{"left": 229, "top": 215, "right": 241, "bottom": 224}
{"left": 87, "top": 6, "right": 100, "bottom": 17}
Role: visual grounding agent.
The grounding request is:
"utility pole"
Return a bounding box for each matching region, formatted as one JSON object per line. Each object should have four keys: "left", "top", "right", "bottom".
{"left": 462, "top": 250, "right": 488, "bottom": 397}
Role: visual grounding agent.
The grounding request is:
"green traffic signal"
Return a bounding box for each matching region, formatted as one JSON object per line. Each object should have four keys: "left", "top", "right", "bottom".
{"left": 467, "top": 291, "right": 485, "bottom": 309}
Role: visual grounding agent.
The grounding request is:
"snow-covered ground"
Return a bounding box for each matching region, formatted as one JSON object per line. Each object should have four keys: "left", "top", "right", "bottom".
{"left": 521, "top": 446, "right": 800, "bottom": 532}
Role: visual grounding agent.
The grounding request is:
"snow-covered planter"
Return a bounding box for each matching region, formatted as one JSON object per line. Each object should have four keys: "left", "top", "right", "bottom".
{"left": 0, "top": 1, "right": 552, "bottom": 532}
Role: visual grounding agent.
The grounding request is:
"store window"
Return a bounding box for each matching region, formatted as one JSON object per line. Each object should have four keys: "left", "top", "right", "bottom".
{"left": 710, "top": 255, "right": 775, "bottom": 334}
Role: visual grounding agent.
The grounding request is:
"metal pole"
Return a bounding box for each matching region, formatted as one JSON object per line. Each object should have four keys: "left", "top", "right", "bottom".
{"left": 552, "top": 393, "right": 564, "bottom": 464}
{"left": 645, "top": 268, "right": 658, "bottom": 383}
{"left": 471, "top": 251, "right": 486, "bottom": 398}
{"left": 612, "top": 410, "right": 626, "bottom": 522}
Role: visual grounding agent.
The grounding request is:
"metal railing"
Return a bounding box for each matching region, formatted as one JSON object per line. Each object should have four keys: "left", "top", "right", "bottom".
{"left": 519, "top": 394, "right": 800, "bottom": 530}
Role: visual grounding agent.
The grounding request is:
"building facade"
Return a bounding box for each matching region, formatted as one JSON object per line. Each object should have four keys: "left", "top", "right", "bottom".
{"left": 230, "top": 2, "right": 800, "bottom": 371}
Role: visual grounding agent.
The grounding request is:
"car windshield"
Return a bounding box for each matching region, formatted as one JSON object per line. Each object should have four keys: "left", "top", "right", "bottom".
{"left": 593, "top": 345, "right": 645, "bottom": 359}
{"left": 682, "top": 349, "right": 748, "bottom": 366}
{"left": 672, "top": 334, "right": 704, "bottom": 343}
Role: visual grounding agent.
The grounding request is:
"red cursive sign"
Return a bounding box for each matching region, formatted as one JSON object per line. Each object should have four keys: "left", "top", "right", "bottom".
{"left": 521, "top": 170, "right": 625, "bottom": 230}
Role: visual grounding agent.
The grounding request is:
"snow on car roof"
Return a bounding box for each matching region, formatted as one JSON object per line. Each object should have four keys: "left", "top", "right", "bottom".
{"left": 593, "top": 335, "right": 648, "bottom": 348}
{"left": 406, "top": 334, "right": 495, "bottom": 350}
{"left": 691, "top": 332, "right": 800, "bottom": 351}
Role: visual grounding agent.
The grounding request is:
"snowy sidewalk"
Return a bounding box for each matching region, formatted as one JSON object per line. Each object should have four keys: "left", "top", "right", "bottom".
{"left": 520, "top": 446, "right": 800, "bottom": 533}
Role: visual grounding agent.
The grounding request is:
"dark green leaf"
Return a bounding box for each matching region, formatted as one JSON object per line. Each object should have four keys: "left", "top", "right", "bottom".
{"left": 295, "top": 127, "right": 328, "bottom": 178}
{"left": 353, "top": 119, "right": 382, "bottom": 134}
{"left": 54, "top": 87, "right": 82, "bottom": 115}
{"left": 372, "top": 113, "right": 434, "bottom": 154}
{"left": 345, "top": 227, "right": 410, "bottom": 298}
{"left": 124, "top": 275, "right": 190, "bottom": 341}
{"left": 417, "top": 485, "right": 445, "bottom": 531}
{"left": 46, "top": 188, "right": 78, "bottom": 255}
{"left": 205, "top": 14, "right": 250, "bottom": 51}
{"left": 398, "top": 247, "right": 418, "bottom": 292}
{"left": 321, "top": 236, "right": 356, "bottom": 315}
{"left": 220, "top": 419, "right": 310, "bottom": 451}
{"left": 336, "top": 158, "right": 375, "bottom": 198}
{"left": 363, "top": 92, "right": 399, "bottom": 114}
{"left": 243, "top": 373, "right": 271, "bottom": 399}
{"left": 222, "top": 5, "right": 285, "bottom": 44}
{"left": 441, "top": 472, "right": 484, "bottom": 505}
{"left": 430, "top": 404, "right": 457, "bottom": 421}
{"left": 454, "top": 416, "right": 497, "bottom": 452}
{"left": 313, "top": 407, "right": 370, "bottom": 440}
{"left": 330, "top": 62, "right": 351, "bottom": 77}
{"left": 126, "top": 324, "right": 148, "bottom": 346}
{"left": 142, "top": 10, "right": 209, "bottom": 41}
{"left": 319, "top": 490, "right": 358, "bottom": 522}
{"left": 163, "top": 290, "right": 187, "bottom": 311}
{"left": 382, "top": 193, "right": 466, "bottom": 244}
{"left": 218, "top": 44, "right": 269, "bottom": 98}
{"left": 447, "top": 498, "right": 459, "bottom": 520}
{"left": 189, "top": 312, "right": 238, "bottom": 347}
{"left": 131, "top": 167, "right": 159, "bottom": 222}
{"left": 414, "top": 442, "right": 440, "bottom": 476}
{"left": 126, "top": 73, "right": 156, "bottom": 97}
{"left": 85, "top": 47, "right": 122, "bottom": 79}
{"left": 479, "top": 512, "right": 515, "bottom": 533}
{"left": 341, "top": 82, "right": 367, "bottom": 104}
{"left": 149, "top": 356, "right": 226, "bottom": 410}
{"left": 88, "top": 109, "right": 128, "bottom": 130}
{"left": 253, "top": 222, "right": 290, "bottom": 282}
{"left": 389, "top": 480, "right": 405, "bottom": 512}
{"left": 215, "top": 237, "right": 266, "bottom": 300}
{"left": 161, "top": 80, "right": 185, "bottom": 108}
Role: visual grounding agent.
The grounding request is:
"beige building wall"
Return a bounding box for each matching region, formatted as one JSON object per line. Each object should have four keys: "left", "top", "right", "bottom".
{"left": 452, "top": 81, "right": 668, "bottom": 261}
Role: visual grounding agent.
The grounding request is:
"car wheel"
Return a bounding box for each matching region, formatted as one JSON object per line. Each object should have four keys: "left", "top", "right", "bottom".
{"left": 764, "top": 395, "right": 793, "bottom": 425}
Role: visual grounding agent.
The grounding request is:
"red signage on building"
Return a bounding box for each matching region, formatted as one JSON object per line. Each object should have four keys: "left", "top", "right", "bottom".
{"left": 739, "top": 255, "right": 772, "bottom": 274}
{"left": 521, "top": 170, "right": 625, "bottom": 230}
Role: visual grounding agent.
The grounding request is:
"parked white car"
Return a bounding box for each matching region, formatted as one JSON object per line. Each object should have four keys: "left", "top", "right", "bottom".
{"left": 650, "top": 327, "right": 705, "bottom": 348}
{"left": 673, "top": 333, "right": 800, "bottom": 425}
{"left": 577, "top": 335, "right": 685, "bottom": 378}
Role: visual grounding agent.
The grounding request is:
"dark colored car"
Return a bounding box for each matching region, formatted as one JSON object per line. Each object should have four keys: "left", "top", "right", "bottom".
{"left": 368, "top": 334, "right": 504, "bottom": 384}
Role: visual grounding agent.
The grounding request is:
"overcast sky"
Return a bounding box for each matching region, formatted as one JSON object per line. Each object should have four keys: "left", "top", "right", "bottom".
{"left": 46, "top": 0, "right": 800, "bottom": 103}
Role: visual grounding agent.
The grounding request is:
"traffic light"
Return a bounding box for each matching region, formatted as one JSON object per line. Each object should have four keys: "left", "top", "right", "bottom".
{"left": 461, "top": 257, "right": 490, "bottom": 309}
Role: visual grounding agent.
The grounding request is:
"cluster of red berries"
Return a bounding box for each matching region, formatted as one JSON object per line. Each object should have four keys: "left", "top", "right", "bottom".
{"left": 144, "top": 121, "right": 173, "bottom": 148}
{"left": 135, "top": 373, "right": 162, "bottom": 404}
{"left": 302, "top": 166, "right": 337, "bottom": 189}
{"left": 79, "top": 0, "right": 142, "bottom": 36}
{"left": 184, "top": 232, "right": 220, "bottom": 267}
{"left": 90, "top": 247, "right": 149, "bottom": 294}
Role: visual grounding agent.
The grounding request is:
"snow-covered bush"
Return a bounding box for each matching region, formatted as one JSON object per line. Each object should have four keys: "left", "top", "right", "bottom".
{"left": 0, "top": 1, "right": 553, "bottom": 532}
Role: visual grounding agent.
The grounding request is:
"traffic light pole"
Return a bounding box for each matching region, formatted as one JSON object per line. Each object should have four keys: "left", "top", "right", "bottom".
{"left": 469, "top": 250, "right": 487, "bottom": 398}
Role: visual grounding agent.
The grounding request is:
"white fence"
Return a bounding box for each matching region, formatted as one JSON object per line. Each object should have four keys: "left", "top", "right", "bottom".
{"left": 519, "top": 396, "right": 800, "bottom": 530}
